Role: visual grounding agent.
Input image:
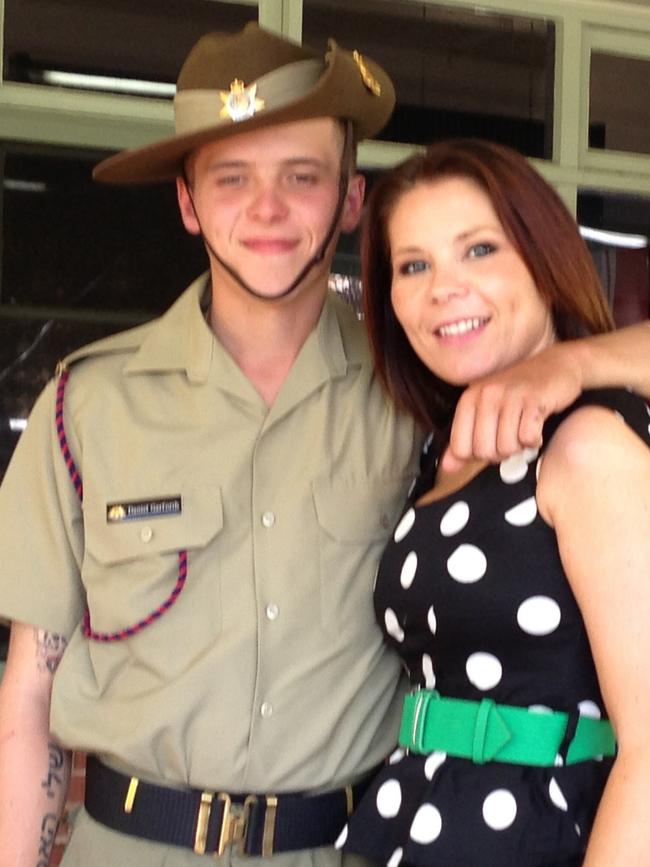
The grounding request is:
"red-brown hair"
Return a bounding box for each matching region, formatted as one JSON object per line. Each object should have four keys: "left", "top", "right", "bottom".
{"left": 362, "top": 138, "right": 614, "bottom": 431}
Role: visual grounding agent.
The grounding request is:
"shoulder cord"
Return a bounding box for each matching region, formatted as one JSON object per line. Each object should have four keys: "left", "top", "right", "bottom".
{"left": 55, "top": 367, "right": 188, "bottom": 642}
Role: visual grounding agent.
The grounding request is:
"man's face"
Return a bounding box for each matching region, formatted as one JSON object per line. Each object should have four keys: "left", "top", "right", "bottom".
{"left": 177, "top": 117, "right": 364, "bottom": 300}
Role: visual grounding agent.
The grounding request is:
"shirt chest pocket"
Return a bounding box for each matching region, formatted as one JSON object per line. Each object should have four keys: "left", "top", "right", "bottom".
{"left": 82, "top": 488, "right": 224, "bottom": 677}
{"left": 312, "top": 475, "right": 410, "bottom": 639}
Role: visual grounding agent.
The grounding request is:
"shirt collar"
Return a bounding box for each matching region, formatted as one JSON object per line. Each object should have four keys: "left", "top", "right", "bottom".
{"left": 124, "top": 274, "right": 361, "bottom": 387}
{"left": 124, "top": 273, "right": 214, "bottom": 383}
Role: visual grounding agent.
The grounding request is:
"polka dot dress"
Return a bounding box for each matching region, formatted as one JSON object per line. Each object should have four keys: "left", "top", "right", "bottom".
{"left": 343, "top": 389, "right": 650, "bottom": 867}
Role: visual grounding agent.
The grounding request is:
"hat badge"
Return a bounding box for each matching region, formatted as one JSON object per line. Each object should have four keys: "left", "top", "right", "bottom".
{"left": 219, "top": 79, "right": 266, "bottom": 122}
{"left": 353, "top": 51, "right": 381, "bottom": 97}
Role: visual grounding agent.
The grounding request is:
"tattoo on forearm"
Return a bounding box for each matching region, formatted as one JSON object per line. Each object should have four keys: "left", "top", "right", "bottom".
{"left": 36, "top": 812, "right": 58, "bottom": 867}
{"left": 41, "top": 742, "right": 64, "bottom": 799}
{"left": 33, "top": 629, "right": 67, "bottom": 674}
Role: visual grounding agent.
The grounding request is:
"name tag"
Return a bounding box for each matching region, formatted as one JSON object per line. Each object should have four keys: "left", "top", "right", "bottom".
{"left": 106, "top": 496, "right": 182, "bottom": 523}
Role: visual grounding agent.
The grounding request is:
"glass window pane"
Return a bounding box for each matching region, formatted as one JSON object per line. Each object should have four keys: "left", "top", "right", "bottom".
{"left": 578, "top": 189, "right": 650, "bottom": 326}
{"left": 303, "top": 0, "right": 555, "bottom": 157}
{"left": 4, "top": 0, "right": 256, "bottom": 94}
{"left": 589, "top": 52, "right": 650, "bottom": 155}
{"left": 2, "top": 144, "right": 206, "bottom": 313}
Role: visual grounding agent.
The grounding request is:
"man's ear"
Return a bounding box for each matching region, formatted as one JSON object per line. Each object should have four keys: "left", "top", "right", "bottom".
{"left": 176, "top": 176, "right": 201, "bottom": 236}
{"left": 340, "top": 173, "right": 366, "bottom": 233}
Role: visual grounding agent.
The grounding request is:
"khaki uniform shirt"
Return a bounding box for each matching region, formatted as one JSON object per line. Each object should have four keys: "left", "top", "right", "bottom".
{"left": 0, "top": 275, "right": 420, "bottom": 865}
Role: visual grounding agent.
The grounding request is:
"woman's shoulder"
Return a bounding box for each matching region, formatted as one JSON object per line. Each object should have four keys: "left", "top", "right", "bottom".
{"left": 537, "top": 388, "right": 650, "bottom": 524}
{"left": 542, "top": 387, "right": 650, "bottom": 452}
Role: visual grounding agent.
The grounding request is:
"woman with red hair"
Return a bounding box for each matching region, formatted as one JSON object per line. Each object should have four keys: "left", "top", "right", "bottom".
{"left": 340, "top": 139, "right": 650, "bottom": 866}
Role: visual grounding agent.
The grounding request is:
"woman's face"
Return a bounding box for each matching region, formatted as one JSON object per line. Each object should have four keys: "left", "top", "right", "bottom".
{"left": 388, "top": 175, "right": 556, "bottom": 386}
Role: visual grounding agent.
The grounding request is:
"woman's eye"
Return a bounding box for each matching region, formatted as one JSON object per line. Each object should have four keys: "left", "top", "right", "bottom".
{"left": 398, "top": 260, "right": 429, "bottom": 276}
{"left": 468, "top": 242, "right": 496, "bottom": 258}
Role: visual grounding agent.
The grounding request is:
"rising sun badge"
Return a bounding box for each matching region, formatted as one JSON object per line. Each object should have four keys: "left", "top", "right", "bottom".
{"left": 219, "top": 79, "right": 265, "bottom": 122}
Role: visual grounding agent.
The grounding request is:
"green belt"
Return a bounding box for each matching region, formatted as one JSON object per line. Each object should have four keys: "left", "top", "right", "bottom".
{"left": 399, "top": 690, "right": 616, "bottom": 767}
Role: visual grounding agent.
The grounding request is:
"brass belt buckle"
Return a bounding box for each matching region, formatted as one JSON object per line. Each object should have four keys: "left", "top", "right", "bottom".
{"left": 194, "top": 790, "right": 278, "bottom": 857}
{"left": 216, "top": 793, "right": 246, "bottom": 858}
{"left": 193, "top": 791, "right": 243, "bottom": 857}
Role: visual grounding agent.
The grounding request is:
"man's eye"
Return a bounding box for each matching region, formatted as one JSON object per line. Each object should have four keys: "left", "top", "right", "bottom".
{"left": 468, "top": 242, "right": 496, "bottom": 258}
{"left": 397, "top": 260, "right": 429, "bottom": 276}
{"left": 216, "top": 175, "right": 245, "bottom": 187}
{"left": 289, "top": 173, "right": 319, "bottom": 186}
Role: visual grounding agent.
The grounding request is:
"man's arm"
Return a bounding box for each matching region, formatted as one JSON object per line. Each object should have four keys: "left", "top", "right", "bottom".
{"left": 0, "top": 622, "right": 71, "bottom": 867}
{"left": 443, "top": 321, "right": 650, "bottom": 471}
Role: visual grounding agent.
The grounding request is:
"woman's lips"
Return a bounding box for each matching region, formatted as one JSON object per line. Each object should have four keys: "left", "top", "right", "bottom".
{"left": 435, "top": 316, "right": 490, "bottom": 338}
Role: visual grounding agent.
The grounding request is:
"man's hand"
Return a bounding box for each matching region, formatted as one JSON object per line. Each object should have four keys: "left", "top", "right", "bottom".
{"left": 442, "top": 342, "right": 584, "bottom": 472}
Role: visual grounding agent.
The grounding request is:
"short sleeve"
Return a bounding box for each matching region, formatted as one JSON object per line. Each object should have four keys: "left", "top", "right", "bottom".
{"left": 0, "top": 378, "right": 85, "bottom": 636}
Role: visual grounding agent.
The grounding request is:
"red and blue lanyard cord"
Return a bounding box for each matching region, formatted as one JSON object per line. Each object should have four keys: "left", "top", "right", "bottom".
{"left": 55, "top": 367, "right": 188, "bottom": 642}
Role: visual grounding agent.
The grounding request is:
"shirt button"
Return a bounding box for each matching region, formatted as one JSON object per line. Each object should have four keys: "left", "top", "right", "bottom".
{"left": 265, "top": 603, "right": 279, "bottom": 621}
{"left": 139, "top": 526, "right": 153, "bottom": 543}
{"left": 260, "top": 702, "right": 273, "bottom": 718}
{"left": 261, "top": 511, "right": 275, "bottom": 528}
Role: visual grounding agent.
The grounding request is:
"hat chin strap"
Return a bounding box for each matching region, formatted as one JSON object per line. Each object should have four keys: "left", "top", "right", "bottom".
{"left": 184, "top": 121, "right": 353, "bottom": 303}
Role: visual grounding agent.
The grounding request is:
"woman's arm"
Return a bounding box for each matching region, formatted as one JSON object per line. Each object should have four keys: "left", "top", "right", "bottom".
{"left": 444, "top": 321, "right": 650, "bottom": 471}
{"left": 0, "top": 622, "right": 71, "bottom": 867}
{"left": 537, "top": 403, "right": 650, "bottom": 865}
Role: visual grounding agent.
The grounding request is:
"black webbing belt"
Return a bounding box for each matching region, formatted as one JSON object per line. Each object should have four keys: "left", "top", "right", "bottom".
{"left": 85, "top": 755, "right": 373, "bottom": 857}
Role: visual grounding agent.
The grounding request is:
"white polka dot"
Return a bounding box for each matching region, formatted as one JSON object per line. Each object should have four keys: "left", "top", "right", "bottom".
{"left": 482, "top": 789, "right": 517, "bottom": 830}
{"left": 499, "top": 448, "right": 538, "bottom": 483}
{"left": 504, "top": 496, "right": 537, "bottom": 527}
{"left": 384, "top": 608, "right": 405, "bottom": 643}
{"left": 554, "top": 754, "right": 564, "bottom": 767}
{"left": 388, "top": 747, "right": 406, "bottom": 765}
{"left": 517, "top": 596, "right": 561, "bottom": 636}
{"left": 394, "top": 508, "right": 415, "bottom": 542}
{"left": 334, "top": 825, "right": 348, "bottom": 848}
{"left": 575, "top": 823, "right": 581, "bottom": 837}
{"left": 424, "top": 751, "right": 447, "bottom": 780}
{"left": 466, "top": 652, "right": 502, "bottom": 690}
{"left": 409, "top": 803, "right": 442, "bottom": 844}
{"left": 501, "top": 454, "right": 527, "bottom": 483}
{"left": 578, "top": 700, "right": 601, "bottom": 719}
{"left": 439, "top": 501, "right": 470, "bottom": 537}
{"left": 427, "top": 605, "right": 437, "bottom": 635}
{"left": 422, "top": 653, "right": 436, "bottom": 689}
{"left": 549, "top": 777, "right": 568, "bottom": 811}
{"left": 447, "top": 544, "right": 487, "bottom": 583}
{"left": 400, "top": 551, "right": 418, "bottom": 589}
{"left": 387, "top": 847, "right": 403, "bottom": 867}
{"left": 529, "top": 704, "right": 553, "bottom": 714}
{"left": 376, "top": 779, "right": 402, "bottom": 818}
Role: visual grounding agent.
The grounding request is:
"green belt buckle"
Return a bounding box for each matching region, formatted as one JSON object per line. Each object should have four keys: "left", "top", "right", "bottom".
{"left": 404, "top": 690, "right": 512, "bottom": 763}
{"left": 399, "top": 689, "right": 616, "bottom": 767}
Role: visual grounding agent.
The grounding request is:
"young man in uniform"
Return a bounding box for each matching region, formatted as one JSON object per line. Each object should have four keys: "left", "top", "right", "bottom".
{"left": 0, "top": 22, "right": 648, "bottom": 867}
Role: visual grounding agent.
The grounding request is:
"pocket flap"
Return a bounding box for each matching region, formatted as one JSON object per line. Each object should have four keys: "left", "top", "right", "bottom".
{"left": 312, "top": 476, "right": 408, "bottom": 543}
